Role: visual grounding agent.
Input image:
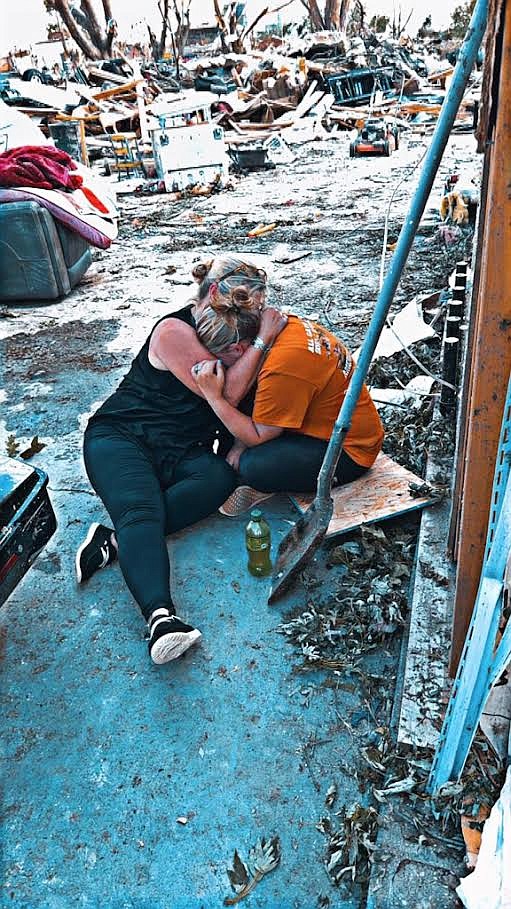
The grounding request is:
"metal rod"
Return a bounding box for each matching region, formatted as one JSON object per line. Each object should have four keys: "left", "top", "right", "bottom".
{"left": 314, "top": 0, "right": 488, "bottom": 502}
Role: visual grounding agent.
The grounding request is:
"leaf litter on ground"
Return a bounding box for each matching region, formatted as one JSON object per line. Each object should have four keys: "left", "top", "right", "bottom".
{"left": 275, "top": 329, "right": 504, "bottom": 897}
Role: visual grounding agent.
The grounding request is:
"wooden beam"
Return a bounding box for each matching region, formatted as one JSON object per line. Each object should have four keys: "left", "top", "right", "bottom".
{"left": 450, "top": 0, "right": 511, "bottom": 672}
{"left": 91, "top": 79, "right": 142, "bottom": 101}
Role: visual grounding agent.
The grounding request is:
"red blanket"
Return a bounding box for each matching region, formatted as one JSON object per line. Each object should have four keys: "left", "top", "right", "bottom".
{"left": 0, "top": 145, "right": 83, "bottom": 191}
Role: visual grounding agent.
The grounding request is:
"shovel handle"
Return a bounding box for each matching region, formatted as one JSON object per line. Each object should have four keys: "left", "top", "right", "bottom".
{"left": 315, "top": 0, "right": 487, "bottom": 504}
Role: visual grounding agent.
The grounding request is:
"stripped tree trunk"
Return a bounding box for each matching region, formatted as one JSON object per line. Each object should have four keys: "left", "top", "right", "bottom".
{"left": 338, "top": 0, "right": 351, "bottom": 31}
{"left": 213, "top": 0, "right": 229, "bottom": 49}
{"left": 45, "top": 0, "right": 116, "bottom": 59}
{"left": 171, "top": 0, "right": 191, "bottom": 57}
{"left": 300, "top": 0, "right": 326, "bottom": 30}
{"left": 149, "top": 0, "right": 170, "bottom": 60}
{"left": 325, "top": 0, "right": 342, "bottom": 28}
{"left": 102, "top": 0, "right": 114, "bottom": 21}
{"left": 158, "top": 0, "right": 169, "bottom": 58}
{"left": 47, "top": 0, "right": 103, "bottom": 59}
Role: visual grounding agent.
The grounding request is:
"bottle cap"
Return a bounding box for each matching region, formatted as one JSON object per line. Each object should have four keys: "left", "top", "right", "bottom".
{"left": 250, "top": 508, "right": 262, "bottom": 519}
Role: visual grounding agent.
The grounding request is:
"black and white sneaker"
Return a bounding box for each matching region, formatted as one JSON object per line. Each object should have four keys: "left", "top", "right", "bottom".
{"left": 75, "top": 522, "right": 116, "bottom": 584}
{"left": 148, "top": 609, "right": 202, "bottom": 665}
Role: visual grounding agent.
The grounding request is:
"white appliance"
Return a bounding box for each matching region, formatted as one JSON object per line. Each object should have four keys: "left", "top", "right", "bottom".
{"left": 150, "top": 96, "right": 228, "bottom": 192}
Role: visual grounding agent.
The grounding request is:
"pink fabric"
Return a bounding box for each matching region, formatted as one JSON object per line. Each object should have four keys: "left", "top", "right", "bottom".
{"left": 0, "top": 145, "right": 83, "bottom": 191}
{"left": 0, "top": 188, "right": 114, "bottom": 249}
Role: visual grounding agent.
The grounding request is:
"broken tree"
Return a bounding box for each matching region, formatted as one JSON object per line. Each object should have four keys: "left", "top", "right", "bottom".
{"left": 44, "top": 0, "right": 117, "bottom": 60}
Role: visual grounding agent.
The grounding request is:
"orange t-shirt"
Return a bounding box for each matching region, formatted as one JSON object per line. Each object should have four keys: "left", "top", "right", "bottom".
{"left": 252, "top": 316, "right": 384, "bottom": 468}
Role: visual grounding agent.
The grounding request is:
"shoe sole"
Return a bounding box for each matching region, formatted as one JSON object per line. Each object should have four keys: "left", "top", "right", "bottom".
{"left": 150, "top": 629, "right": 202, "bottom": 665}
{"left": 75, "top": 521, "right": 101, "bottom": 584}
{"left": 219, "top": 486, "right": 274, "bottom": 518}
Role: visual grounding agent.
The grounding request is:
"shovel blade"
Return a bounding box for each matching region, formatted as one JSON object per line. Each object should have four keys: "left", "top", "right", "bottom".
{"left": 268, "top": 497, "right": 333, "bottom": 604}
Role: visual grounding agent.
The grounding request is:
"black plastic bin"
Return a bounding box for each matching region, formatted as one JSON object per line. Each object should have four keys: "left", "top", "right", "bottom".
{"left": 0, "top": 455, "right": 57, "bottom": 606}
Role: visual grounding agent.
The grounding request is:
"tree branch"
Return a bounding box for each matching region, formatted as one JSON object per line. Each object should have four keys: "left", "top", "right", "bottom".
{"left": 301, "top": 0, "right": 326, "bottom": 30}
{"left": 51, "top": 0, "right": 102, "bottom": 59}
{"left": 80, "top": 0, "right": 104, "bottom": 48}
{"left": 102, "top": 0, "right": 114, "bottom": 21}
{"left": 339, "top": 0, "right": 351, "bottom": 30}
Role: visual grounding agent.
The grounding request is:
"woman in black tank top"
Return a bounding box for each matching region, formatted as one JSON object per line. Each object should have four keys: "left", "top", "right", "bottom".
{"left": 76, "top": 256, "right": 287, "bottom": 666}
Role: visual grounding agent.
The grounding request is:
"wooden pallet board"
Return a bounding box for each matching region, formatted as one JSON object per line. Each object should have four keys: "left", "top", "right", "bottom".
{"left": 290, "top": 452, "right": 436, "bottom": 538}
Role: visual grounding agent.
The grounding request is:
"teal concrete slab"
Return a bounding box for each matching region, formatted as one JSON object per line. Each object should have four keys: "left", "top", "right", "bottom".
{"left": 1, "top": 485, "right": 372, "bottom": 909}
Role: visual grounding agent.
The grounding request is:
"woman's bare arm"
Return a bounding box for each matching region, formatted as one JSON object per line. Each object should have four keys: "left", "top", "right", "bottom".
{"left": 194, "top": 360, "right": 283, "bottom": 447}
{"left": 150, "top": 308, "right": 287, "bottom": 405}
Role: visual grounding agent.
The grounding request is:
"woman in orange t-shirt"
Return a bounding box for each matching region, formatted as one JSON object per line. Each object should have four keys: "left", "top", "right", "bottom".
{"left": 193, "top": 305, "right": 384, "bottom": 507}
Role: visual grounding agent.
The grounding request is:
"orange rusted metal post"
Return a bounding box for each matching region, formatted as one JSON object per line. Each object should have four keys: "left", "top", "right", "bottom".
{"left": 450, "top": 0, "right": 511, "bottom": 672}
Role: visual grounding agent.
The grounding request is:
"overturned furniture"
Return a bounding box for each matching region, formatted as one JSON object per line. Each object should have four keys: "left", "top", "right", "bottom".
{"left": 0, "top": 200, "right": 91, "bottom": 301}
{"left": 108, "top": 132, "right": 144, "bottom": 180}
{"left": 328, "top": 68, "right": 395, "bottom": 106}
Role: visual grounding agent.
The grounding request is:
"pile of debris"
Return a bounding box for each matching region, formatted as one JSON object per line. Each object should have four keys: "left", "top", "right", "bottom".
{"left": 0, "top": 23, "right": 480, "bottom": 195}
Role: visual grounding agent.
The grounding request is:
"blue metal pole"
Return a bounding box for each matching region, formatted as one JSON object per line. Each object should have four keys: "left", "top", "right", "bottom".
{"left": 316, "top": 0, "right": 488, "bottom": 500}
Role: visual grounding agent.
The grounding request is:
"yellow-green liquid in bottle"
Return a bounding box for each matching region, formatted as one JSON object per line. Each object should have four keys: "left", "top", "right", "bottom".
{"left": 245, "top": 508, "right": 272, "bottom": 578}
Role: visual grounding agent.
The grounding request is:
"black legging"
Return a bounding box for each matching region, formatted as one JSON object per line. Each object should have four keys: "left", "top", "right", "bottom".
{"left": 83, "top": 424, "right": 237, "bottom": 619}
{"left": 83, "top": 426, "right": 367, "bottom": 620}
{"left": 237, "top": 432, "right": 368, "bottom": 493}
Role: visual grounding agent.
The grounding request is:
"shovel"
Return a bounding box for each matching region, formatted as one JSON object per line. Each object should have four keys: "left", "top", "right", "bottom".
{"left": 268, "top": 0, "right": 488, "bottom": 605}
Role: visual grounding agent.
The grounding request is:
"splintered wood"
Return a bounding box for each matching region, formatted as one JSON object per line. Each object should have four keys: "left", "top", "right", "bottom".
{"left": 290, "top": 452, "right": 436, "bottom": 538}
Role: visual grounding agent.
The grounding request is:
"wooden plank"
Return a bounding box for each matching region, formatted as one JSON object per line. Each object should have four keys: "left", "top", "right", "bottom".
{"left": 87, "top": 66, "right": 130, "bottom": 85}
{"left": 273, "top": 80, "right": 324, "bottom": 125}
{"left": 91, "top": 79, "right": 142, "bottom": 102}
{"left": 290, "top": 452, "right": 436, "bottom": 539}
{"left": 450, "top": 1, "right": 511, "bottom": 672}
{"left": 447, "top": 155, "right": 491, "bottom": 559}
{"left": 15, "top": 106, "right": 60, "bottom": 117}
{"left": 397, "top": 452, "right": 455, "bottom": 747}
{"left": 428, "top": 66, "right": 455, "bottom": 82}
{"left": 233, "top": 120, "right": 293, "bottom": 131}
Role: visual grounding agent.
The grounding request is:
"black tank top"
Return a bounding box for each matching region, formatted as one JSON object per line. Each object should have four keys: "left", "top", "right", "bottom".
{"left": 88, "top": 304, "right": 220, "bottom": 455}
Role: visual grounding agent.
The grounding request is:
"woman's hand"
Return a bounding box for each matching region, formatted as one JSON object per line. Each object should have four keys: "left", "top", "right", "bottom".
{"left": 191, "top": 359, "right": 225, "bottom": 401}
{"left": 258, "top": 307, "right": 288, "bottom": 346}
{"left": 226, "top": 440, "right": 247, "bottom": 471}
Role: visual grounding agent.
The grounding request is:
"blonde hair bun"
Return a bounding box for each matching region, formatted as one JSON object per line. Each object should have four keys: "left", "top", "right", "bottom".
{"left": 191, "top": 260, "right": 213, "bottom": 283}
{"left": 210, "top": 285, "right": 252, "bottom": 317}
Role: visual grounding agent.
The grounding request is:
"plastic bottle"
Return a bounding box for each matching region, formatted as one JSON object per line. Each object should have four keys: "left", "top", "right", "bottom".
{"left": 245, "top": 509, "right": 272, "bottom": 578}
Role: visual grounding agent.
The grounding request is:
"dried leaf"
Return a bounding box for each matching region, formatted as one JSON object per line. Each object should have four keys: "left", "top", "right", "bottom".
{"left": 226, "top": 850, "right": 250, "bottom": 892}
{"left": 316, "top": 816, "right": 332, "bottom": 835}
{"left": 224, "top": 837, "right": 281, "bottom": 906}
{"left": 6, "top": 434, "right": 20, "bottom": 457}
{"left": 247, "top": 836, "right": 281, "bottom": 877}
{"left": 373, "top": 775, "right": 417, "bottom": 799}
{"left": 324, "top": 804, "right": 379, "bottom": 888}
{"left": 20, "top": 436, "right": 46, "bottom": 460}
{"left": 325, "top": 783, "right": 338, "bottom": 808}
